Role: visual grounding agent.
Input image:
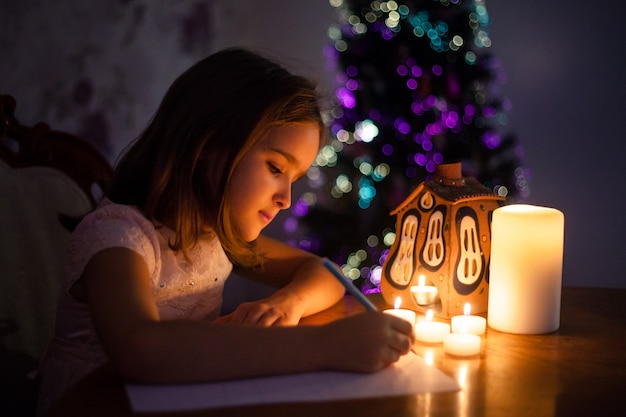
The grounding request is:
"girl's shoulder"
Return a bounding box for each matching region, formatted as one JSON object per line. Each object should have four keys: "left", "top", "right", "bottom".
{"left": 68, "top": 199, "right": 161, "bottom": 274}
{"left": 65, "top": 200, "right": 163, "bottom": 298}
{"left": 77, "top": 198, "right": 156, "bottom": 236}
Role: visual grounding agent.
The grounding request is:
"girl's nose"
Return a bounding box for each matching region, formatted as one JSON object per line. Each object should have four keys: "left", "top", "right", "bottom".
{"left": 274, "top": 182, "right": 292, "bottom": 209}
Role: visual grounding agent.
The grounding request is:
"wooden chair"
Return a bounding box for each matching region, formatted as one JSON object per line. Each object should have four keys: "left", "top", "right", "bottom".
{"left": 0, "top": 94, "right": 114, "bottom": 415}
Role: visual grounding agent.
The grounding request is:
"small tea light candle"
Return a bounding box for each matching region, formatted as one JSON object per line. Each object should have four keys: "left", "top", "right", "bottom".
{"left": 451, "top": 303, "right": 486, "bottom": 335}
{"left": 383, "top": 297, "right": 417, "bottom": 325}
{"left": 444, "top": 330, "right": 481, "bottom": 357}
{"left": 414, "top": 309, "right": 450, "bottom": 343}
{"left": 410, "top": 275, "right": 438, "bottom": 306}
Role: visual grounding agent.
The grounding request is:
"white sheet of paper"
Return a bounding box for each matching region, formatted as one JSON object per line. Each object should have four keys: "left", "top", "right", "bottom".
{"left": 125, "top": 351, "right": 460, "bottom": 413}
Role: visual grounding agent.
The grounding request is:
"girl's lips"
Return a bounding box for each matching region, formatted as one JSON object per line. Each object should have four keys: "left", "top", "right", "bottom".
{"left": 259, "top": 210, "right": 273, "bottom": 224}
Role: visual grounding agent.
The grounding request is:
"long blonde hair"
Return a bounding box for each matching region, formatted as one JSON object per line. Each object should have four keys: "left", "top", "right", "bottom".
{"left": 109, "top": 47, "right": 326, "bottom": 267}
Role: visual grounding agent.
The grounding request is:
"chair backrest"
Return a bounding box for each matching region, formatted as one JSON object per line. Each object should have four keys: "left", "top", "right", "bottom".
{"left": 0, "top": 94, "right": 114, "bottom": 361}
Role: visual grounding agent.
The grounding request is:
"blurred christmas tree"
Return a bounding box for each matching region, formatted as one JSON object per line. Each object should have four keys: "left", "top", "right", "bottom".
{"left": 284, "top": 0, "right": 529, "bottom": 292}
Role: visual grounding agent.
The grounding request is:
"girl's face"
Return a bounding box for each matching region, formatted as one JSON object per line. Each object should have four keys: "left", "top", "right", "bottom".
{"left": 227, "top": 123, "right": 320, "bottom": 242}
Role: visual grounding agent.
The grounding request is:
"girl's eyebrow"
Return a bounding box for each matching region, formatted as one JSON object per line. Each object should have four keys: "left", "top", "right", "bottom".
{"left": 269, "top": 147, "right": 298, "bottom": 165}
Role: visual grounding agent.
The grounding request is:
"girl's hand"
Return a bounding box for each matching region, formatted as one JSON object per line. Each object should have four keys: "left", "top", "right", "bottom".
{"left": 316, "top": 311, "right": 415, "bottom": 373}
{"left": 216, "top": 294, "right": 305, "bottom": 327}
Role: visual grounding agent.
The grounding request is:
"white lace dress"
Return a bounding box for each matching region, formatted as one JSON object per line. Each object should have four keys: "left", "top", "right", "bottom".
{"left": 36, "top": 199, "right": 233, "bottom": 414}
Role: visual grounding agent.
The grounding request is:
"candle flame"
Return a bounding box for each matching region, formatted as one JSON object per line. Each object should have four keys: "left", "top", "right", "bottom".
{"left": 426, "top": 309, "right": 434, "bottom": 322}
{"left": 418, "top": 274, "right": 425, "bottom": 287}
{"left": 394, "top": 296, "right": 402, "bottom": 309}
{"left": 464, "top": 302, "right": 471, "bottom": 316}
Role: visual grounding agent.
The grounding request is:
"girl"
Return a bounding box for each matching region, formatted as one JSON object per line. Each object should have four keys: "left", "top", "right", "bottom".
{"left": 37, "top": 47, "right": 414, "bottom": 414}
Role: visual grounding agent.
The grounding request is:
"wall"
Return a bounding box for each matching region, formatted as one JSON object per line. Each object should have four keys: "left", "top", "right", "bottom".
{"left": 0, "top": 0, "right": 212, "bottom": 161}
{"left": 486, "top": 1, "right": 626, "bottom": 288}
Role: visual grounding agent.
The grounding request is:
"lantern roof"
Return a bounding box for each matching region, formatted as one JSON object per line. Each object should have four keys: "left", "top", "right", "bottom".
{"left": 424, "top": 177, "right": 504, "bottom": 203}
{"left": 391, "top": 163, "right": 505, "bottom": 215}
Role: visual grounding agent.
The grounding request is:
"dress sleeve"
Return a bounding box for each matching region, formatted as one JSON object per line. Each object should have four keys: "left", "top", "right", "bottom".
{"left": 65, "top": 202, "right": 160, "bottom": 287}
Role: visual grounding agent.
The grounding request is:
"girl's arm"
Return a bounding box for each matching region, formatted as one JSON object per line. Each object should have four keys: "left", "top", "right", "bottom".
{"left": 225, "top": 235, "right": 346, "bottom": 325}
{"left": 83, "top": 247, "right": 414, "bottom": 384}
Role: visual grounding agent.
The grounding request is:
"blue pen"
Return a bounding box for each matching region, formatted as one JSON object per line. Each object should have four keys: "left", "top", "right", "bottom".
{"left": 322, "top": 257, "right": 378, "bottom": 311}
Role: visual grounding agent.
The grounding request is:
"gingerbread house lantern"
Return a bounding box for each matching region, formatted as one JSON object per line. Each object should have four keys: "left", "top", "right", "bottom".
{"left": 381, "top": 162, "right": 506, "bottom": 318}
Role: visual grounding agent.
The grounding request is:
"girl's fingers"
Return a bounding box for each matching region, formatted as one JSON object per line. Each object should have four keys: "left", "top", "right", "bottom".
{"left": 391, "top": 334, "right": 412, "bottom": 354}
{"left": 232, "top": 306, "right": 284, "bottom": 327}
{"left": 214, "top": 313, "right": 232, "bottom": 323}
{"left": 385, "top": 316, "right": 414, "bottom": 357}
{"left": 230, "top": 308, "right": 249, "bottom": 324}
{"left": 383, "top": 346, "right": 400, "bottom": 364}
{"left": 389, "top": 316, "right": 415, "bottom": 336}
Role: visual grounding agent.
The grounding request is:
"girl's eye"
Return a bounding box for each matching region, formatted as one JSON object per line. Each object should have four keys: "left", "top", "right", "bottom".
{"left": 268, "top": 162, "right": 282, "bottom": 175}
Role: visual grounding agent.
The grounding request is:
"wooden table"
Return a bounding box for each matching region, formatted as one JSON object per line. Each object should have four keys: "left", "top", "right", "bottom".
{"left": 48, "top": 287, "right": 626, "bottom": 417}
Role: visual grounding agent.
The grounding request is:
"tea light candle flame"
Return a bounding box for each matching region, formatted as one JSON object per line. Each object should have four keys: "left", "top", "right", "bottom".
{"left": 464, "top": 302, "right": 471, "bottom": 316}
{"left": 394, "top": 296, "right": 402, "bottom": 309}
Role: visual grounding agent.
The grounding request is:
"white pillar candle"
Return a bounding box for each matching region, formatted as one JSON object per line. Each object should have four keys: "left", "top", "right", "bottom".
{"left": 488, "top": 204, "right": 564, "bottom": 334}
{"left": 383, "top": 297, "right": 417, "bottom": 325}
{"left": 451, "top": 303, "right": 486, "bottom": 335}
{"left": 444, "top": 332, "right": 481, "bottom": 357}
{"left": 415, "top": 310, "right": 450, "bottom": 343}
